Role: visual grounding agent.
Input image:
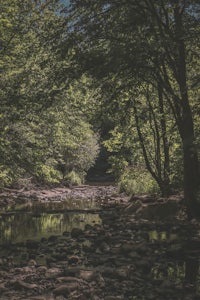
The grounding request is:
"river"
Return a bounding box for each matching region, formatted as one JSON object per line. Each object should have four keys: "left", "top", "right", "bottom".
{"left": 0, "top": 185, "right": 199, "bottom": 300}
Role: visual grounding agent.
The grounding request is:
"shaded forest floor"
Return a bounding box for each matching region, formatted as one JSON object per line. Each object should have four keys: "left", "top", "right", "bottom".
{"left": 0, "top": 184, "right": 200, "bottom": 300}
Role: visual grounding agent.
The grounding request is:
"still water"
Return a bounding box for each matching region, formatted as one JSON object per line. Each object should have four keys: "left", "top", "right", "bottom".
{"left": 0, "top": 199, "right": 102, "bottom": 244}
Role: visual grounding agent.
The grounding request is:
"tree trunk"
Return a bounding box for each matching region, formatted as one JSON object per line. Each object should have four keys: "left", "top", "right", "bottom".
{"left": 182, "top": 113, "right": 200, "bottom": 219}
{"left": 158, "top": 82, "right": 170, "bottom": 196}
{"left": 174, "top": 5, "right": 200, "bottom": 219}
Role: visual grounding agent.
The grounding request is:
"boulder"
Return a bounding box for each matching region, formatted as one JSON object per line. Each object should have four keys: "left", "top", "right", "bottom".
{"left": 124, "top": 200, "right": 142, "bottom": 214}
{"left": 135, "top": 200, "right": 180, "bottom": 220}
{"left": 71, "top": 228, "right": 84, "bottom": 238}
{"left": 53, "top": 282, "right": 80, "bottom": 296}
{"left": 11, "top": 280, "right": 38, "bottom": 290}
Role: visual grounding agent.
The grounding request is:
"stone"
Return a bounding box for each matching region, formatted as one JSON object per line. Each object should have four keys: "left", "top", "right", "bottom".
{"left": 135, "top": 201, "right": 180, "bottom": 220}
{"left": 124, "top": 200, "right": 142, "bottom": 214}
{"left": 28, "top": 259, "right": 37, "bottom": 267}
{"left": 11, "top": 280, "right": 38, "bottom": 290}
{"left": 53, "top": 282, "right": 80, "bottom": 296}
{"left": 45, "top": 268, "right": 63, "bottom": 279}
{"left": 26, "top": 239, "right": 40, "bottom": 249}
{"left": 71, "top": 228, "right": 84, "bottom": 238}
{"left": 0, "top": 283, "right": 8, "bottom": 293}
{"left": 36, "top": 266, "right": 47, "bottom": 274}
{"left": 79, "top": 270, "right": 98, "bottom": 282}
{"left": 56, "top": 276, "right": 87, "bottom": 285}
{"left": 68, "top": 255, "right": 80, "bottom": 265}
{"left": 48, "top": 235, "right": 58, "bottom": 242}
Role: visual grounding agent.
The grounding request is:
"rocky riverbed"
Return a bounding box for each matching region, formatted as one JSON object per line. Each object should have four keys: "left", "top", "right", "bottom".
{"left": 0, "top": 185, "right": 200, "bottom": 300}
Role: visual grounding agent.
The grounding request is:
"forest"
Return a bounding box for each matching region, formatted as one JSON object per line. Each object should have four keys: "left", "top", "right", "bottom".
{"left": 1, "top": 0, "right": 199, "bottom": 216}
{"left": 0, "top": 1, "right": 200, "bottom": 299}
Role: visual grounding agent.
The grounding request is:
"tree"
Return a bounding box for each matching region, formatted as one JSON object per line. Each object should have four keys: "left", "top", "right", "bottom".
{"left": 68, "top": 0, "right": 200, "bottom": 217}
{"left": 0, "top": 0, "right": 100, "bottom": 186}
{"left": 141, "top": 0, "right": 200, "bottom": 218}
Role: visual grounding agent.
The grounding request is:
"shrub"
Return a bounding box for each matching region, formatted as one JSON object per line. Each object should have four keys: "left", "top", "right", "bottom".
{"left": 118, "top": 167, "right": 159, "bottom": 195}
{"left": 35, "top": 164, "right": 61, "bottom": 184}
{"left": 64, "top": 171, "right": 82, "bottom": 186}
{"left": 0, "top": 166, "right": 13, "bottom": 188}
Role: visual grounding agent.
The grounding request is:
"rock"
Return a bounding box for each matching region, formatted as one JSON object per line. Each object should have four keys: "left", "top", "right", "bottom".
{"left": 28, "top": 259, "right": 37, "bottom": 267}
{"left": 125, "top": 200, "right": 142, "bottom": 214}
{"left": 105, "top": 297, "right": 124, "bottom": 300}
{"left": 45, "top": 268, "right": 63, "bottom": 278}
{"left": 68, "top": 255, "right": 80, "bottom": 265}
{"left": 48, "top": 235, "right": 58, "bottom": 242}
{"left": 22, "top": 266, "right": 35, "bottom": 273}
{"left": 0, "top": 270, "right": 8, "bottom": 278}
{"left": 36, "top": 266, "right": 47, "bottom": 274}
{"left": 135, "top": 242, "right": 149, "bottom": 255}
{"left": 0, "top": 283, "right": 8, "bottom": 293}
{"left": 135, "top": 201, "right": 180, "bottom": 220}
{"left": 53, "top": 282, "right": 80, "bottom": 296}
{"left": 99, "top": 242, "right": 110, "bottom": 252}
{"left": 115, "top": 267, "right": 130, "bottom": 279}
{"left": 120, "top": 242, "right": 134, "bottom": 254}
{"left": 26, "top": 239, "right": 40, "bottom": 249}
{"left": 11, "top": 280, "right": 38, "bottom": 290}
{"left": 52, "top": 252, "right": 66, "bottom": 261}
{"left": 71, "top": 228, "right": 84, "bottom": 238}
{"left": 29, "top": 297, "right": 53, "bottom": 300}
{"left": 95, "top": 273, "right": 105, "bottom": 287}
{"left": 79, "top": 270, "right": 98, "bottom": 282}
{"left": 56, "top": 276, "right": 87, "bottom": 285}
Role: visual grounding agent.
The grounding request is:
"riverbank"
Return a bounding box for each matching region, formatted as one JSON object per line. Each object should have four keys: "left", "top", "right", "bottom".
{"left": 0, "top": 184, "right": 199, "bottom": 300}
{"left": 0, "top": 184, "right": 124, "bottom": 208}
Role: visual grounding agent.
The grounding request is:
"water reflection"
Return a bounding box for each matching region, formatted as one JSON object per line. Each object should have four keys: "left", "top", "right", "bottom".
{"left": 149, "top": 229, "right": 200, "bottom": 295}
{"left": 0, "top": 199, "right": 102, "bottom": 244}
{"left": 2, "top": 197, "right": 100, "bottom": 213}
{"left": 149, "top": 230, "right": 177, "bottom": 241}
{"left": 185, "top": 258, "right": 199, "bottom": 291}
{"left": 152, "top": 261, "right": 185, "bottom": 282}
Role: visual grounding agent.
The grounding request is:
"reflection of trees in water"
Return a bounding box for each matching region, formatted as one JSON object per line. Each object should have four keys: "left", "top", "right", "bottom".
{"left": 0, "top": 197, "right": 100, "bottom": 244}
{"left": 152, "top": 259, "right": 200, "bottom": 295}
{"left": 185, "top": 257, "right": 199, "bottom": 293}
{"left": 151, "top": 234, "right": 200, "bottom": 295}
{"left": 0, "top": 212, "right": 101, "bottom": 244}
{"left": 27, "top": 198, "right": 99, "bottom": 212}
{"left": 184, "top": 239, "right": 200, "bottom": 294}
{"left": 152, "top": 261, "right": 185, "bottom": 282}
{"left": 62, "top": 212, "right": 101, "bottom": 232}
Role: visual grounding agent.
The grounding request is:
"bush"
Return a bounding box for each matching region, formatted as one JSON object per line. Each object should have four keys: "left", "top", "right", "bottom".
{"left": 0, "top": 166, "right": 13, "bottom": 188}
{"left": 118, "top": 167, "right": 159, "bottom": 195}
{"left": 64, "top": 171, "right": 82, "bottom": 186}
{"left": 35, "top": 164, "right": 61, "bottom": 184}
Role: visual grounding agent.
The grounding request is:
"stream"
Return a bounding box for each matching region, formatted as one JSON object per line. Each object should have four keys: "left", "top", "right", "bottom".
{"left": 0, "top": 186, "right": 200, "bottom": 300}
{"left": 0, "top": 199, "right": 101, "bottom": 244}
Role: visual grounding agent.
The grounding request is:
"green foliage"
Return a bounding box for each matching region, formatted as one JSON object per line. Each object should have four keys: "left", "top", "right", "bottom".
{"left": 68, "top": 0, "right": 200, "bottom": 207}
{"left": 64, "top": 171, "right": 82, "bottom": 186}
{"left": 0, "top": 103, "right": 99, "bottom": 186}
{"left": 0, "top": 1, "right": 100, "bottom": 187}
{"left": 118, "top": 167, "right": 159, "bottom": 195}
{"left": 0, "top": 166, "right": 13, "bottom": 188}
{"left": 106, "top": 155, "right": 129, "bottom": 180}
{"left": 1, "top": 0, "right": 199, "bottom": 210}
{"left": 35, "top": 164, "right": 61, "bottom": 184}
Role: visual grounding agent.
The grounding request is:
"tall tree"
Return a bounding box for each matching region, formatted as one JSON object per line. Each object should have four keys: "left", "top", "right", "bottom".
{"left": 0, "top": 0, "right": 99, "bottom": 186}
{"left": 68, "top": 0, "right": 200, "bottom": 218}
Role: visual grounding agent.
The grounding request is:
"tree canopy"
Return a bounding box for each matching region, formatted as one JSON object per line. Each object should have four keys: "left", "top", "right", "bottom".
{"left": 67, "top": 0, "right": 200, "bottom": 217}
{"left": 0, "top": 0, "right": 200, "bottom": 218}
